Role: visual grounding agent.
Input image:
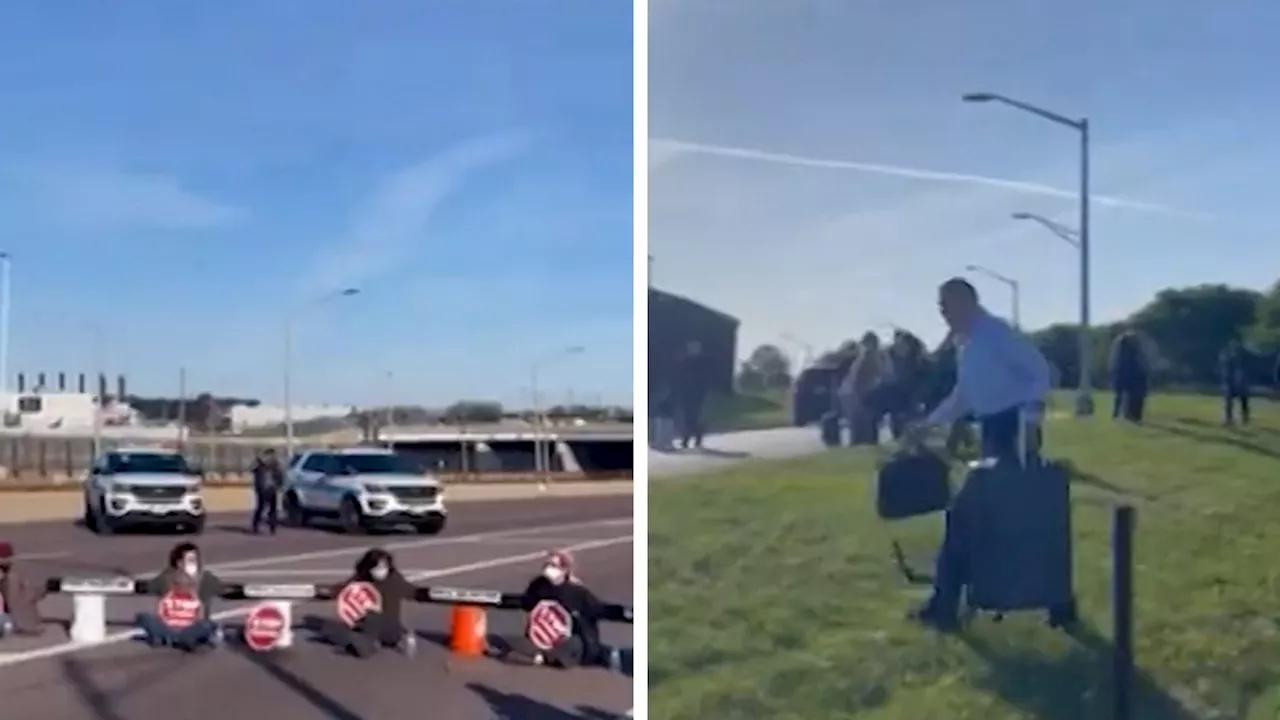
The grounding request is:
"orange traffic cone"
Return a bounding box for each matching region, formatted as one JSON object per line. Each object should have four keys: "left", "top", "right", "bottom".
{"left": 449, "top": 604, "right": 488, "bottom": 657}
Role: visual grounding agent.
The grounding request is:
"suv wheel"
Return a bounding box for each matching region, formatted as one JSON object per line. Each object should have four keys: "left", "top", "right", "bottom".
{"left": 339, "top": 497, "right": 366, "bottom": 535}
{"left": 95, "top": 501, "right": 115, "bottom": 535}
{"left": 83, "top": 496, "right": 98, "bottom": 532}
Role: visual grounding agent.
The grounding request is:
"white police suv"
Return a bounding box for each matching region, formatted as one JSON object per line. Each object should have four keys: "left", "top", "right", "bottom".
{"left": 83, "top": 447, "right": 206, "bottom": 535}
{"left": 282, "top": 447, "right": 447, "bottom": 535}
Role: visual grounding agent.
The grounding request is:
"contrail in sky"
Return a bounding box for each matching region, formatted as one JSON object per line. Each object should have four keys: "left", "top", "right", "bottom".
{"left": 652, "top": 138, "right": 1207, "bottom": 219}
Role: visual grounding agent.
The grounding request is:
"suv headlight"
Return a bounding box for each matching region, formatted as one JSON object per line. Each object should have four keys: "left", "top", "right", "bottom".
{"left": 363, "top": 484, "right": 389, "bottom": 495}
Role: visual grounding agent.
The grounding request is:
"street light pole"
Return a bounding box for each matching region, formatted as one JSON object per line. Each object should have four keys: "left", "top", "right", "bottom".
{"left": 1011, "top": 211, "right": 1080, "bottom": 247}
{"left": 0, "top": 253, "right": 10, "bottom": 401}
{"left": 530, "top": 345, "right": 585, "bottom": 486}
{"left": 964, "top": 91, "right": 1094, "bottom": 416}
{"left": 283, "top": 287, "right": 360, "bottom": 457}
{"left": 965, "top": 264, "right": 1021, "bottom": 329}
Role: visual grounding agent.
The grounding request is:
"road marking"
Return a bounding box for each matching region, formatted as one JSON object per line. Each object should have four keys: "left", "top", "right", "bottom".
{"left": 459, "top": 535, "right": 627, "bottom": 547}
{"left": 199, "top": 518, "right": 629, "bottom": 573}
{"left": 0, "top": 533, "right": 632, "bottom": 668}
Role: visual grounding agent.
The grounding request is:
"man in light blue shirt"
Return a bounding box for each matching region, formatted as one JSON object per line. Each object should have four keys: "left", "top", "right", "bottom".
{"left": 906, "top": 277, "right": 1052, "bottom": 631}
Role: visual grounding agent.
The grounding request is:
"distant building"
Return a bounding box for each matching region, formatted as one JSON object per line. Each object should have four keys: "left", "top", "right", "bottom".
{"left": 0, "top": 391, "right": 138, "bottom": 433}
{"left": 648, "top": 288, "right": 739, "bottom": 398}
{"left": 227, "top": 403, "right": 355, "bottom": 432}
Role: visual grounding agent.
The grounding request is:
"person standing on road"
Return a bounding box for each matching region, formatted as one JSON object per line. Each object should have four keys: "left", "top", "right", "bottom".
{"left": 903, "top": 277, "right": 1052, "bottom": 631}
{"left": 250, "top": 448, "right": 285, "bottom": 535}
{"left": 1219, "top": 339, "right": 1252, "bottom": 426}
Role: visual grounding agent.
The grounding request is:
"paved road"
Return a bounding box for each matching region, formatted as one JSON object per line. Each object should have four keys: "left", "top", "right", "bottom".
{"left": 649, "top": 427, "right": 824, "bottom": 478}
{"left": 0, "top": 495, "right": 633, "bottom": 719}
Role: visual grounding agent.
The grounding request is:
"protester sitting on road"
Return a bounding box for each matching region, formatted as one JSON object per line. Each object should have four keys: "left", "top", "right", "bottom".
{"left": 324, "top": 548, "right": 418, "bottom": 658}
{"left": 136, "top": 542, "right": 225, "bottom": 651}
{"left": 512, "top": 549, "right": 630, "bottom": 674}
{"left": 902, "top": 278, "right": 1051, "bottom": 632}
{"left": 250, "top": 448, "right": 285, "bottom": 535}
{"left": 0, "top": 541, "right": 50, "bottom": 638}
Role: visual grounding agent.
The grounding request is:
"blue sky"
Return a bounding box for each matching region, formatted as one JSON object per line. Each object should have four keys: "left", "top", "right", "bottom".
{"left": 649, "top": 0, "right": 1280, "bottom": 364}
{"left": 0, "top": 0, "right": 632, "bottom": 407}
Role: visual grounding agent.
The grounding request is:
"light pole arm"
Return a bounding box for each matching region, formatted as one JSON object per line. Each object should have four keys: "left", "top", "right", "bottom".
{"left": 982, "top": 93, "right": 1083, "bottom": 130}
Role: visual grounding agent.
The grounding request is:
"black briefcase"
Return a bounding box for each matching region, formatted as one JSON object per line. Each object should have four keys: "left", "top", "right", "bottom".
{"left": 875, "top": 446, "right": 952, "bottom": 520}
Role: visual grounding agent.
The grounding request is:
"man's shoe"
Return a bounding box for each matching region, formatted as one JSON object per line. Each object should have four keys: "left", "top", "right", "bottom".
{"left": 907, "top": 602, "right": 960, "bottom": 633}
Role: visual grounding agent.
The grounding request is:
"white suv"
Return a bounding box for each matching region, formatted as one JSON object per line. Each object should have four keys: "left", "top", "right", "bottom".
{"left": 282, "top": 447, "right": 447, "bottom": 535}
{"left": 83, "top": 448, "right": 206, "bottom": 535}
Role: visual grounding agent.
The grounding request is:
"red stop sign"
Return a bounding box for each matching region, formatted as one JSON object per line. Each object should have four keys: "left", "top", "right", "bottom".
{"left": 157, "top": 589, "right": 202, "bottom": 629}
{"left": 243, "top": 603, "right": 286, "bottom": 652}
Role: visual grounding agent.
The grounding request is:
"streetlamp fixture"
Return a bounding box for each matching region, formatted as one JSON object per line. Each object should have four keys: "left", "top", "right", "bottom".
{"left": 964, "top": 91, "right": 1094, "bottom": 416}
{"left": 1011, "top": 211, "right": 1080, "bottom": 248}
{"left": 284, "top": 287, "right": 360, "bottom": 456}
{"left": 965, "top": 264, "right": 1021, "bottom": 329}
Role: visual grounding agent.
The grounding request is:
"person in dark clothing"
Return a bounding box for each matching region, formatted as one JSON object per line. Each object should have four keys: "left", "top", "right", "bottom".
{"left": 885, "top": 331, "right": 929, "bottom": 439}
{"left": 136, "top": 542, "right": 224, "bottom": 651}
{"left": 923, "top": 333, "right": 973, "bottom": 456}
{"left": 674, "top": 341, "right": 710, "bottom": 449}
{"left": 1108, "top": 330, "right": 1149, "bottom": 423}
{"left": 250, "top": 449, "right": 285, "bottom": 535}
{"left": 0, "top": 541, "right": 50, "bottom": 638}
{"left": 324, "top": 548, "right": 417, "bottom": 658}
{"left": 1219, "top": 340, "right": 1251, "bottom": 425}
{"left": 511, "top": 550, "right": 628, "bottom": 673}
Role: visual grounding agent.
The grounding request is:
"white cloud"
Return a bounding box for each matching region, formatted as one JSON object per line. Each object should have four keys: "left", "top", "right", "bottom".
{"left": 302, "top": 134, "right": 527, "bottom": 297}
{"left": 21, "top": 166, "right": 243, "bottom": 230}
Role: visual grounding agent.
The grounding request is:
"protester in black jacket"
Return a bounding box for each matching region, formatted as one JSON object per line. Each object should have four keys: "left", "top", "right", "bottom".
{"left": 250, "top": 449, "right": 285, "bottom": 535}
{"left": 513, "top": 550, "right": 628, "bottom": 673}
{"left": 325, "top": 548, "right": 417, "bottom": 658}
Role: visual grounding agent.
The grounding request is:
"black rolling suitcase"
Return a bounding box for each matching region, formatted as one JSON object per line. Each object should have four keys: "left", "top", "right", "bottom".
{"left": 820, "top": 412, "right": 842, "bottom": 447}
{"left": 960, "top": 422, "right": 1077, "bottom": 628}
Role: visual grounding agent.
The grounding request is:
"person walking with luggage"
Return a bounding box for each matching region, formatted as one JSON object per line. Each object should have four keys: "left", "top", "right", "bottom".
{"left": 1219, "top": 339, "right": 1251, "bottom": 426}
{"left": 903, "top": 277, "right": 1052, "bottom": 631}
{"left": 250, "top": 448, "right": 285, "bottom": 535}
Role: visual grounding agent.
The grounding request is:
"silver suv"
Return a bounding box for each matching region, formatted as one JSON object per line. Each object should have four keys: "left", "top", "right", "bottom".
{"left": 83, "top": 448, "right": 205, "bottom": 535}
{"left": 282, "top": 448, "right": 447, "bottom": 535}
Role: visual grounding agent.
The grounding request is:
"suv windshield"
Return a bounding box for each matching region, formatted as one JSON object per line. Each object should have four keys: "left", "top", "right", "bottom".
{"left": 107, "top": 452, "right": 191, "bottom": 474}
{"left": 336, "top": 453, "right": 421, "bottom": 475}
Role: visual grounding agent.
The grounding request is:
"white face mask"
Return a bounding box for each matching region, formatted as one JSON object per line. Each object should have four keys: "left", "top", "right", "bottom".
{"left": 370, "top": 566, "right": 389, "bottom": 581}
{"left": 542, "top": 565, "right": 566, "bottom": 584}
{"left": 182, "top": 561, "right": 199, "bottom": 577}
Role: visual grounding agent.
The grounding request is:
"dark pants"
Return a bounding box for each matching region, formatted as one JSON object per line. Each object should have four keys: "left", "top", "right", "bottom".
{"left": 677, "top": 396, "right": 705, "bottom": 448}
{"left": 252, "top": 486, "right": 279, "bottom": 534}
{"left": 508, "top": 632, "right": 629, "bottom": 674}
{"left": 1113, "top": 379, "right": 1148, "bottom": 423}
{"left": 1224, "top": 388, "right": 1250, "bottom": 424}
{"left": 136, "top": 613, "right": 218, "bottom": 649}
{"left": 929, "top": 407, "right": 1038, "bottom": 616}
{"left": 322, "top": 612, "right": 405, "bottom": 658}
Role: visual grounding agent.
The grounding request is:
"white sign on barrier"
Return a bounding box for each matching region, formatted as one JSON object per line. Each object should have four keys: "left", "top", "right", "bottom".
{"left": 60, "top": 578, "right": 137, "bottom": 595}
{"left": 427, "top": 587, "right": 503, "bottom": 605}
{"left": 242, "top": 584, "right": 317, "bottom": 600}
{"left": 69, "top": 594, "right": 107, "bottom": 644}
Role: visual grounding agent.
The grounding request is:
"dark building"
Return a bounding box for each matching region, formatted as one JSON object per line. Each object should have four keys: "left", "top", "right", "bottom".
{"left": 648, "top": 288, "right": 739, "bottom": 398}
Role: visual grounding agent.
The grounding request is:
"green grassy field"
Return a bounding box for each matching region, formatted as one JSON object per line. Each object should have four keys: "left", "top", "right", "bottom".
{"left": 649, "top": 393, "right": 1280, "bottom": 719}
